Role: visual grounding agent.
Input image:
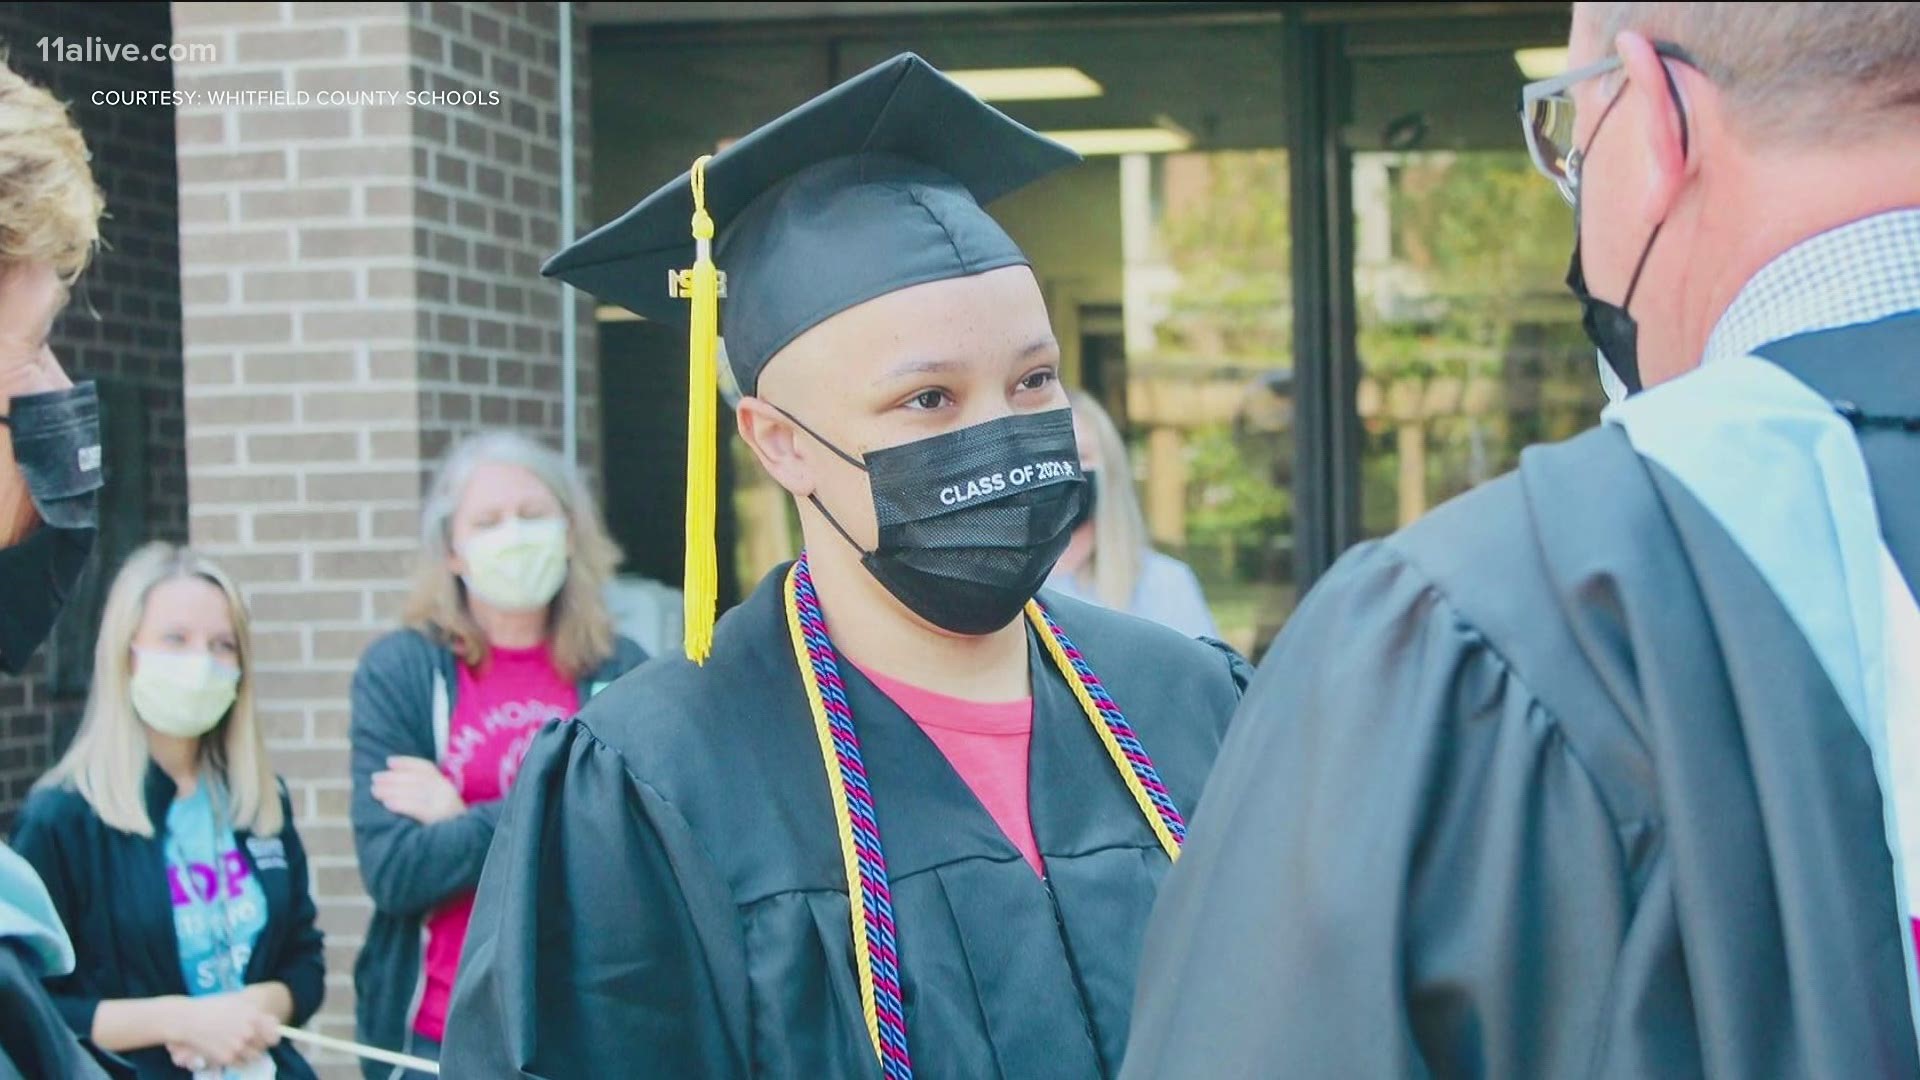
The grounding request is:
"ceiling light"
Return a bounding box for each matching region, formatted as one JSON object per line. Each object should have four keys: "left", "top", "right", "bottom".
{"left": 946, "top": 66, "right": 1103, "bottom": 102}
{"left": 1514, "top": 47, "right": 1569, "bottom": 80}
{"left": 595, "top": 305, "right": 642, "bottom": 323}
{"left": 1042, "top": 126, "right": 1193, "bottom": 156}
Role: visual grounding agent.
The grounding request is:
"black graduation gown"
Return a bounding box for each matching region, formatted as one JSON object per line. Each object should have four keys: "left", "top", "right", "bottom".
{"left": 1122, "top": 318, "right": 1920, "bottom": 1079}
{"left": 0, "top": 941, "right": 114, "bottom": 1080}
{"left": 442, "top": 565, "right": 1251, "bottom": 1079}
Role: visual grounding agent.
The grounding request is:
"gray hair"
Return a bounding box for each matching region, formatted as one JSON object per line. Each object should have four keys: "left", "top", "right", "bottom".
{"left": 402, "top": 430, "right": 623, "bottom": 677}
{"left": 416, "top": 431, "right": 589, "bottom": 552}
{"left": 1584, "top": 2, "right": 1920, "bottom": 144}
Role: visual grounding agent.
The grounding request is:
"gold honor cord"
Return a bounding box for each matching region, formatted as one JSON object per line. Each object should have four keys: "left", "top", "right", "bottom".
{"left": 785, "top": 560, "right": 1188, "bottom": 1068}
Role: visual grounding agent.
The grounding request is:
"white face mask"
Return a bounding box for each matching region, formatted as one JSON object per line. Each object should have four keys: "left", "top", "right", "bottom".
{"left": 459, "top": 515, "right": 570, "bottom": 613}
{"left": 130, "top": 649, "right": 240, "bottom": 739}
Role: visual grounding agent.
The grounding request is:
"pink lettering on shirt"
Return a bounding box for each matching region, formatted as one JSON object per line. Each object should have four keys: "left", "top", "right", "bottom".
{"left": 166, "top": 853, "right": 250, "bottom": 905}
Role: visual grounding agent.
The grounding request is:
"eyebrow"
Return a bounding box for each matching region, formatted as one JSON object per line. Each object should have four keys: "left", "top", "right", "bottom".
{"left": 873, "top": 336, "right": 1059, "bottom": 386}
{"left": 1018, "top": 336, "right": 1060, "bottom": 359}
{"left": 875, "top": 356, "right": 967, "bottom": 385}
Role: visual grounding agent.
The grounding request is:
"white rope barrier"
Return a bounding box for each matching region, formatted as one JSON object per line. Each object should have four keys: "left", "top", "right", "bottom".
{"left": 275, "top": 1025, "right": 440, "bottom": 1076}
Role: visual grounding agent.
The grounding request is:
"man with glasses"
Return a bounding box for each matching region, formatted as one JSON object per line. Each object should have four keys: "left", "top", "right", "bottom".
{"left": 1123, "top": 3, "right": 1920, "bottom": 1076}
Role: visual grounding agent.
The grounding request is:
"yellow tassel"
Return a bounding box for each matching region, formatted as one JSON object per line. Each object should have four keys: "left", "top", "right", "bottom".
{"left": 681, "top": 156, "right": 720, "bottom": 664}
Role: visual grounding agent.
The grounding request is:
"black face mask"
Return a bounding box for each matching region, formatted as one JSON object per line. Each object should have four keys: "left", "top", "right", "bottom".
{"left": 1565, "top": 58, "right": 1689, "bottom": 401}
{"left": 1566, "top": 217, "right": 1662, "bottom": 399}
{"left": 781, "top": 406, "right": 1090, "bottom": 635}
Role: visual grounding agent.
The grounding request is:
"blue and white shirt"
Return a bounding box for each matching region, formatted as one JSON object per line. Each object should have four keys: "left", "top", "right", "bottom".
{"left": 1701, "top": 208, "right": 1920, "bottom": 368}
{"left": 164, "top": 783, "right": 268, "bottom": 998}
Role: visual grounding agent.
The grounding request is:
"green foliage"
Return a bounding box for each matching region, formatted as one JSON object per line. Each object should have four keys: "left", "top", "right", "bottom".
{"left": 1132, "top": 148, "right": 1594, "bottom": 578}
{"left": 1387, "top": 151, "right": 1571, "bottom": 314}
{"left": 1184, "top": 424, "right": 1290, "bottom": 551}
{"left": 1356, "top": 325, "right": 1500, "bottom": 381}
{"left": 1154, "top": 151, "right": 1294, "bottom": 366}
{"left": 1356, "top": 151, "right": 1607, "bottom": 535}
{"left": 1135, "top": 151, "right": 1300, "bottom": 625}
{"left": 1162, "top": 150, "right": 1293, "bottom": 274}
{"left": 1366, "top": 150, "right": 1574, "bottom": 380}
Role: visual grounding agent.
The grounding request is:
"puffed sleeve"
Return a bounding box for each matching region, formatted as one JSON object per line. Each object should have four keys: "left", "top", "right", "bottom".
{"left": 439, "top": 718, "right": 751, "bottom": 1078}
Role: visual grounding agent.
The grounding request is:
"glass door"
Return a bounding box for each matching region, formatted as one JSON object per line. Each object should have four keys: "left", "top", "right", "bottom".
{"left": 1342, "top": 14, "right": 1601, "bottom": 538}
{"left": 588, "top": 5, "right": 1596, "bottom": 654}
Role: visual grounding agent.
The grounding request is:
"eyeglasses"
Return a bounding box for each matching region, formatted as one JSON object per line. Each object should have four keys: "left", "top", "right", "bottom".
{"left": 1519, "top": 40, "right": 1697, "bottom": 204}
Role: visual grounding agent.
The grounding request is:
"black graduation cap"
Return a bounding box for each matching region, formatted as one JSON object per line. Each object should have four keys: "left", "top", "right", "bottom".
{"left": 545, "top": 51, "right": 1081, "bottom": 395}
{"left": 545, "top": 52, "right": 1081, "bottom": 663}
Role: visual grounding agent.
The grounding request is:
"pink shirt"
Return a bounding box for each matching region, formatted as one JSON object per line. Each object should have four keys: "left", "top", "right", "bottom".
{"left": 413, "top": 643, "right": 579, "bottom": 1042}
{"left": 860, "top": 667, "right": 1042, "bottom": 877}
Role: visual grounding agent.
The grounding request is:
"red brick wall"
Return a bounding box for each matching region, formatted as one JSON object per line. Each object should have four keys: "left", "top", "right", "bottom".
{"left": 172, "top": 3, "right": 593, "bottom": 1070}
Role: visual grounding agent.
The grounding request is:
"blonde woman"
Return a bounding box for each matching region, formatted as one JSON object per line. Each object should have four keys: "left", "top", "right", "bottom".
{"left": 1048, "top": 391, "right": 1218, "bottom": 639}
{"left": 12, "top": 543, "right": 325, "bottom": 1079}
{"left": 348, "top": 430, "right": 646, "bottom": 1076}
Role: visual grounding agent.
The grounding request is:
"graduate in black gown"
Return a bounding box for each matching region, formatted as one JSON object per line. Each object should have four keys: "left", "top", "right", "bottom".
{"left": 440, "top": 54, "right": 1251, "bottom": 1079}
{"left": 1123, "top": 4, "right": 1920, "bottom": 1078}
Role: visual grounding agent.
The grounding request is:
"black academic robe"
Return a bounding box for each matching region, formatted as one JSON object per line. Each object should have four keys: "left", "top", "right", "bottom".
{"left": 441, "top": 565, "right": 1251, "bottom": 1079}
{"left": 1123, "top": 316, "right": 1920, "bottom": 1078}
{"left": 0, "top": 940, "right": 115, "bottom": 1080}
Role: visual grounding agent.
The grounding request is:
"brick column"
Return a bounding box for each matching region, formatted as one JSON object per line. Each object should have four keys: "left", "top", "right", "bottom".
{"left": 172, "top": 2, "right": 592, "bottom": 1067}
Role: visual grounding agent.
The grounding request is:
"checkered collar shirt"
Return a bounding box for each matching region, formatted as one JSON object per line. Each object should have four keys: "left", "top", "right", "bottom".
{"left": 1702, "top": 207, "right": 1920, "bottom": 367}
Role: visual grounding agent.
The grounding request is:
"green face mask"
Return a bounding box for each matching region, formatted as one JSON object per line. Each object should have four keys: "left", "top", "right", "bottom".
{"left": 130, "top": 648, "right": 239, "bottom": 739}
{"left": 459, "top": 516, "right": 571, "bottom": 613}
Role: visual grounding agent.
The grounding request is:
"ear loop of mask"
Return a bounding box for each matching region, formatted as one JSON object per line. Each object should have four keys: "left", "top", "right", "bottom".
{"left": 1605, "top": 54, "right": 1694, "bottom": 314}
{"left": 762, "top": 401, "right": 876, "bottom": 557}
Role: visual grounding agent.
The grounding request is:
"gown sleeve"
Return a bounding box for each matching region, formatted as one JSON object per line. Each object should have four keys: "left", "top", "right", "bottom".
{"left": 0, "top": 941, "right": 115, "bottom": 1080}
{"left": 1121, "top": 540, "right": 1642, "bottom": 1079}
{"left": 7, "top": 794, "right": 108, "bottom": 1040}
{"left": 439, "top": 716, "right": 750, "bottom": 1079}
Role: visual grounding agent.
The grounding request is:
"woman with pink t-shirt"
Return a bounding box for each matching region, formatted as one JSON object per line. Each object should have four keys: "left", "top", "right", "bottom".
{"left": 346, "top": 432, "right": 645, "bottom": 1077}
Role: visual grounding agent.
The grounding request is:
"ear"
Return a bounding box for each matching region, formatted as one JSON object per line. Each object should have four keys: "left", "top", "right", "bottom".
{"left": 736, "top": 397, "right": 817, "bottom": 499}
{"left": 1615, "top": 31, "right": 1692, "bottom": 225}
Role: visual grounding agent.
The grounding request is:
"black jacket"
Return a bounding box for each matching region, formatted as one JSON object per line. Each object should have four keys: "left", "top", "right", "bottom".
{"left": 10, "top": 766, "right": 326, "bottom": 1079}
{"left": 349, "top": 627, "right": 646, "bottom": 1075}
